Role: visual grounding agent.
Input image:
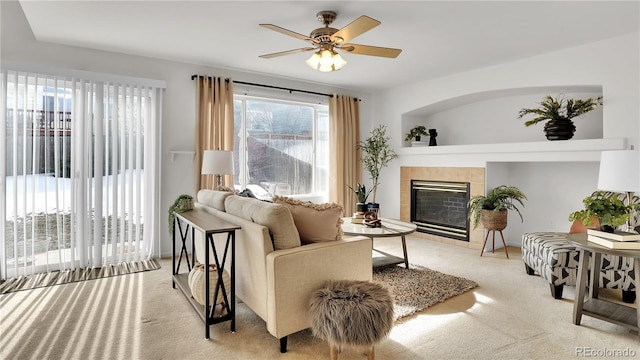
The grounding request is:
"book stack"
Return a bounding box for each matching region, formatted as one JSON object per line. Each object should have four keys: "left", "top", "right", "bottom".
{"left": 351, "top": 212, "right": 365, "bottom": 224}
{"left": 586, "top": 229, "right": 640, "bottom": 249}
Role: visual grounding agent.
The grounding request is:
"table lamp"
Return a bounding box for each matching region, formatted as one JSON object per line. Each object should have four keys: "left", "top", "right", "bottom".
{"left": 201, "top": 150, "right": 234, "bottom": 189}
{"left": 597, "top": 149, "right": 640, "bottom": 232}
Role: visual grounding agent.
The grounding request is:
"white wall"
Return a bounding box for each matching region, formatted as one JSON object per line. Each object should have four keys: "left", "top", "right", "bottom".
{"left": 371, "top": 32, "right": 639, "bottom": 246}
{"left": 0, "top": 1, "right": 372, "bottom": 257}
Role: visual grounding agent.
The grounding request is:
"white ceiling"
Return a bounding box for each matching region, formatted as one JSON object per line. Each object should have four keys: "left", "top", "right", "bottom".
{"left": 18, "top": 1, "right": 640, "bottom": 92}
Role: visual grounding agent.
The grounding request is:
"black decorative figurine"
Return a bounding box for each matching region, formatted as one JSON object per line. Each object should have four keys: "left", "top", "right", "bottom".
{"left": 428, "top": 128, "right": 438, "bottom": 146}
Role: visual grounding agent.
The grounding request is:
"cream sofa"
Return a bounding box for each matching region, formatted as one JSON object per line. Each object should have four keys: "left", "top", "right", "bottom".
{"left": 192, "top": 189, "right": 372, "bottom": 352}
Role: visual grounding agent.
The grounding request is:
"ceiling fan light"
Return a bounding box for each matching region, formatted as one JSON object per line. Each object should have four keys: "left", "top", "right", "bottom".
{"left": 332, "top": 53, "right": 347, "bottom": 70}
{"left": 319, "top": 49, "right": 334, "bottom": 66}
{"left": 306, "top": 49, "right": 347, "bottom": 72}
{"left": 305, "top": 52, "right": 322, "bottom": 69}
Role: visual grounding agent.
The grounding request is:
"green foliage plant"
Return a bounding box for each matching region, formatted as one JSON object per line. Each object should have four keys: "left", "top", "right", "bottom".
{"left": 404, "top": 125, "right": 428, "bottom": 142}
{"left": 357, "top": 125, "right": 399, "bottom": 204}
{"left": 347, "top": 183, "right": 373, "bottom": 203}
{"left": 168, "top": 194, "right": 194, "bottom": 235}
{"left": 568, "top": 191, "right": 637, "bottom": 229}
{"left": 467, "top": 185, "right": 527, "bottom": 229}
{"left": 518, "top": 94, "right": 603, "bottom": 126}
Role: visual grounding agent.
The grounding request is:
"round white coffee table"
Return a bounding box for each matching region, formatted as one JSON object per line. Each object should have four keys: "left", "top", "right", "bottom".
{"left": 342, "top": 218, "right": 417, "bottom": 269}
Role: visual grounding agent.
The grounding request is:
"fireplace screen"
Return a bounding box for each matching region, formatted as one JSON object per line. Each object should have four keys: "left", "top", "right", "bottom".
{"left": 411, "top": 180, "right": 470, "bottom": 241}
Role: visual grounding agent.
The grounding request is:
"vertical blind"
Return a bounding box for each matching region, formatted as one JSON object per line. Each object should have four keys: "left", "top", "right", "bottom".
{"left": 0, "top": 69, "right": 163, "bottom": 279}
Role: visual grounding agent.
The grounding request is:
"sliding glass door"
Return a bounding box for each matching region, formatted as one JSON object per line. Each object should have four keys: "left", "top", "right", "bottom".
{"left": 1, "top": 70, "right": 162, "bottom": 279}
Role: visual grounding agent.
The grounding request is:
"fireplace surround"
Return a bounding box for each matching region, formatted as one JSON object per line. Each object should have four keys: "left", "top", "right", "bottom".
{"left": 401, "top": 166, "right": 485, "bottom": 250}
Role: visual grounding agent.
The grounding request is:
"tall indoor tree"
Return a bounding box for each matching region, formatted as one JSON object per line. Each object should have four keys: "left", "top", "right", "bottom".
{"left": 357, "top": 125, "right": 398, "bottom": 203}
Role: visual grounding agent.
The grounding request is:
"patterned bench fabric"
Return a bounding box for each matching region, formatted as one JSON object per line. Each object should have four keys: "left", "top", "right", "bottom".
{"left": 522, "top": 232, "right": 635, "bottom": 291}
{"left": 522, "top": 232, "right": 579, "bottom": 268}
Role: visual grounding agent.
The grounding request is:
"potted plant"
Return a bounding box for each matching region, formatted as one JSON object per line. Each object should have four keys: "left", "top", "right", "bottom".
{"left": 517, "top": 94, "right": 603, "bottom": 140}
{"left": 568, "top": 191, "right": 637, "bottom": 232}
{"left": 404, "top": 125, "right": 428, "bottom": 142}
{"left": 347, "top": 183, "right": 373, "bottom": 213}
{"left": 357, "top": 125, "right": 398, "bottom": 205}
{"left": 168, "top": 194, "right": 194, "bottom": 236}
{"left": 467, "top": 185, "right": 527, "bottom": 230}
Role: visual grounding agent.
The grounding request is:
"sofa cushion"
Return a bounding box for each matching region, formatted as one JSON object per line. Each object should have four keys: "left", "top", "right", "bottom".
{"left": 197, "top": 189, "right": 234, "bottom": 211}
{"left": 273, "top": 196, "right": 344, "bottom": 244}
{"left": 225, "top": 195, "right": 300, "bottom": 250}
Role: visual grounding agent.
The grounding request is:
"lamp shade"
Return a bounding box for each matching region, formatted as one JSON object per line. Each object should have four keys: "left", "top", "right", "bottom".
{"left": 305, "top": 49, "right": 346, "bottom": 72}
{"left": 597, "top": 150, "right": 640, "bottom": 192}
{"left": 201, "top": 150, "right": 234, "bottom": 175}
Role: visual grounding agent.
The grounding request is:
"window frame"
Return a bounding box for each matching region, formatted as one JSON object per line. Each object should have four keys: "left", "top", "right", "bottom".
{"left": 233, "top": 94, "right": 328, "bottom": 200}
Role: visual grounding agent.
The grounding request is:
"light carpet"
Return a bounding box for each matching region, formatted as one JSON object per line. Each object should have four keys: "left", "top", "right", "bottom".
{"left": 0, "top": 258, "right": 160, "bottom": 294}
{"left": 373, "top": 264, "right": 478, "bottom": 320}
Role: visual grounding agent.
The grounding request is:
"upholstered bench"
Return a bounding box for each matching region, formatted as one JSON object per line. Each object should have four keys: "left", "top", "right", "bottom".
{"left": 522, "top": 232, "right": 636, "bottom": 302}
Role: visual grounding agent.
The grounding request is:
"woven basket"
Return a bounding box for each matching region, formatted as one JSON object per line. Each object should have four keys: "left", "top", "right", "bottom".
{"left": 188, "top": 262, "right": 231, "bottom": 306}
{"left": 174, "top": 198, "right": 194, "bottom": 213}
{"left": 481, "top": 209, "right": 508, "bottom": 231}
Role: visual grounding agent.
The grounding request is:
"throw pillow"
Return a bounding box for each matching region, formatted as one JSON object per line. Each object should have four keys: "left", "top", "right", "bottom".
{"left": 197, "top": 189, "right": 234, "bottom": 212}
{"left": 224, "top": 195, "right": 301, "bottom": 250}
{"left": 272, "top": 196, "right": 344, "bottom": 244}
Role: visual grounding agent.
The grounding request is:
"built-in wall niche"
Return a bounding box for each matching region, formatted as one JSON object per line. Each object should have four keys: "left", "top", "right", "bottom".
{"left": 401, "top": 85, "right": 603, "bottom": 148}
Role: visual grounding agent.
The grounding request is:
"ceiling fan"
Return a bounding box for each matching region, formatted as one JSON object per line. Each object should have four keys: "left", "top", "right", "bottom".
{"left": 259, "top": 11, "right": 402, "bottom": 72}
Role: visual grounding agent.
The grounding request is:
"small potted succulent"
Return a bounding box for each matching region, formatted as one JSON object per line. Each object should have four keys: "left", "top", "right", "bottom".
{"left": 404, "top": 125, "right": 429, "bottom": 142}
{"left": 517, "top": 94, "right": 602, "bottom": 141}
{"left": 347, "top": 183, "right": 373, "bottom": 213}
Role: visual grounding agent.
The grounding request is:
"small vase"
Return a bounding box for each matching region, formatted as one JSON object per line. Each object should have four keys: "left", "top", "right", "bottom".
{"left": 367, "top": 203, "right": 380, "bottom": 217}
{"left": 428, "top": 128, "right": 438, "bottom": 146}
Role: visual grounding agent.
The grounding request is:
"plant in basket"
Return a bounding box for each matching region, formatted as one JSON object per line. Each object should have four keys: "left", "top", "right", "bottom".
{"left": 467, "top": 185, "right": 527, "bottom": 230}
{"left": 168, "top": 194, "right": 194, "bottom": 235}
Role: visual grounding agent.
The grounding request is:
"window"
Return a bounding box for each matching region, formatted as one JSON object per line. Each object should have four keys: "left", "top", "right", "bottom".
{"left": 233, "top": 95, "right": 328, "bottom": 200}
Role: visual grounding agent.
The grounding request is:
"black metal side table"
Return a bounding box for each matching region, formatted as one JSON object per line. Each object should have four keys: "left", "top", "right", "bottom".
{"left": 172, "top": 208, "right": 240, "bottom": 339}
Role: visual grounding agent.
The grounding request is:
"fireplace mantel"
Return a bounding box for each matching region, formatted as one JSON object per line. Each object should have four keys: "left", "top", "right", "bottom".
{"left": 396, "top": 138, "right": 627, "bottom": 162}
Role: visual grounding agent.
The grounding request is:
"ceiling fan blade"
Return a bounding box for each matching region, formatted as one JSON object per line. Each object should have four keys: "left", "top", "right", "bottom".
{"left": 259, "top": 24, "right": 316, "bottom": 44}
{"left": 259, "top": 47, "right": 316, "bottom": 59}
{"left": 331, "top": 16, "right": 380, "bottom": 44}
{"left": 340, "top": 43, "right": 402, "bottom": 58}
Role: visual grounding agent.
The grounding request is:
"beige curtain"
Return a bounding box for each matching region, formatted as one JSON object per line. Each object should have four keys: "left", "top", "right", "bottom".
{"left": 195, "top": 76, "right": 235, "bottom": 191}
{"left": 329, "top": 95, "right": 361, "bottom": 215}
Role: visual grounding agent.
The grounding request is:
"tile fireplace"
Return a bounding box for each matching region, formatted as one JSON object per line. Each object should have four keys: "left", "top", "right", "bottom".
{"left": 401, "top": 166, "right": 485, "bottom": 250}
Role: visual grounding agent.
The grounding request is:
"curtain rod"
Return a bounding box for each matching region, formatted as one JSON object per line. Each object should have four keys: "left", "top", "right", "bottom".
{"left": 191, "top": 74, "right": 360, "bottom": 100}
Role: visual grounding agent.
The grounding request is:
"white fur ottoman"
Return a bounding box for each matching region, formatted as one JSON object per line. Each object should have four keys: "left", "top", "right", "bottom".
{"left": 310, "top": 280, "right": 394, "bottom": 360}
